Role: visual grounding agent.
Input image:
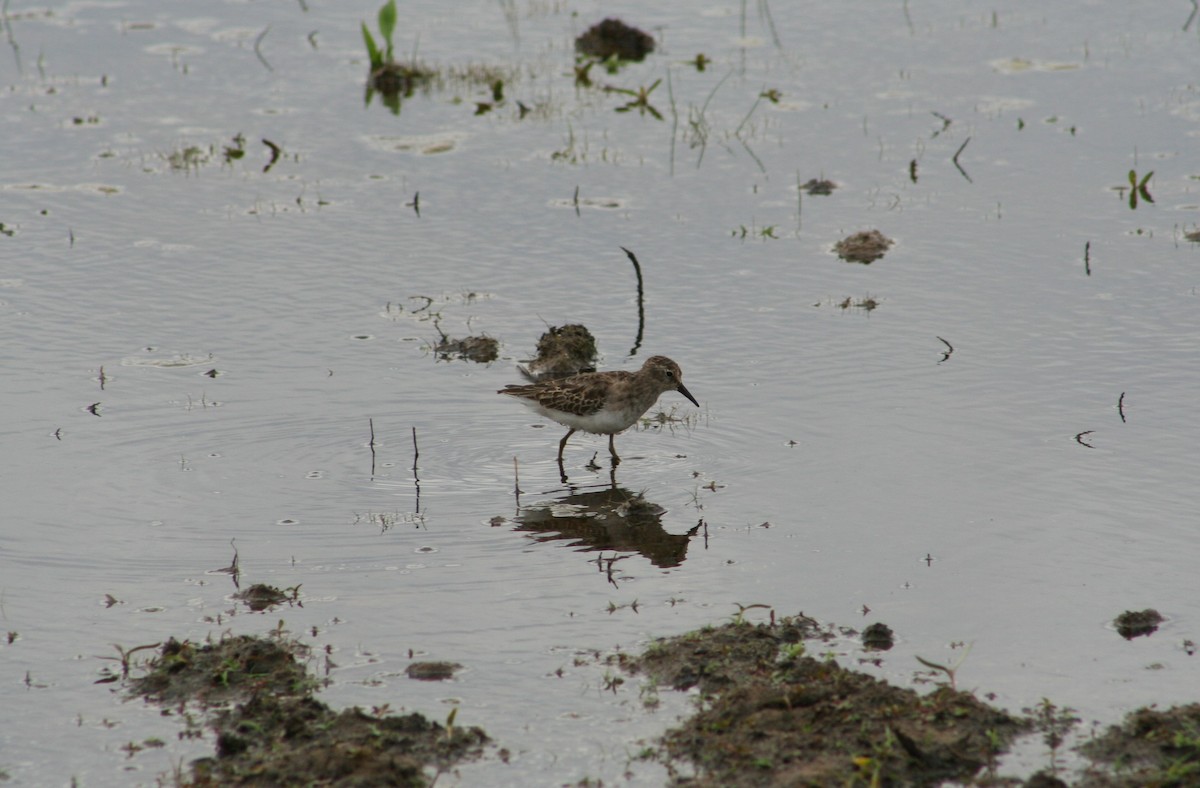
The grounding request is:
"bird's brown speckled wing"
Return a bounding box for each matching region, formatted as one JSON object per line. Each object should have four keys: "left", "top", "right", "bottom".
{"left": 500, "top": 371, "right": 633, "bottom": 417}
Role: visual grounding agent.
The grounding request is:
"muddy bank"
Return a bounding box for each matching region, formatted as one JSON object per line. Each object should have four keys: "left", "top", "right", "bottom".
{"left": 121, "top": 618, "right": 1198, "bottom": 786}
{"left": 618, "top": 613, "right": 1026, "bottom": 786}
{"left": 129, "top": 634, "right": 486, "bottom": 786}
{"left": 614, "top": 613, "right": 1200, "bottom": 787}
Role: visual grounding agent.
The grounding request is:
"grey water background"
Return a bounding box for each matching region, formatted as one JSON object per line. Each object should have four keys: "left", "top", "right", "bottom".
{"left": 3, "top": 1, "right": 1200, "bottom": 784}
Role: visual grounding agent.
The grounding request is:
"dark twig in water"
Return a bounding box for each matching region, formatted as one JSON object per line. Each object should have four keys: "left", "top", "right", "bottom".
{"left": 573, "top": 185, "right": 580, "bottom": 217}
{"left": 215, "top": 538, "right": 242, "bottom": 587}
{"left": 412, "top": 427, "right": 421, "bottom": 514}
{"left": 930, "top": 111, "right": 952, "bottom": 138}
{"left": 262, "top": 138, "right": 282, "bottom": 173}
{"left": 512, "top": 456, "right": 522, "bottom": 499}
{"left": 936, "top": 336, "right": 953, "bottom": 364}
{"left": 1084, "top": 240, "right": 1091, "bottom": 276}
{"left": 1075, "top": 430, "right": 1095, "bottom": 449}
{"left": 1118, "top": 392, "right": 1126, "bottom": 423}
{"left": 406, "top": 192, "right": 420, "bottom": 217}
{"left": 952, "top": 136, "right": 972, "bottom": 183}
{"left": 620, "top": 247, "right": 646, "bottom": 356}
{"left": 254, "top": 26, "right": 273, "bottom": 72}
{"left": 1186, "top": 0, "right": 1198, "bottom": 32}
{"left": 369, "top": 418, "right": 377, "bottom": 477}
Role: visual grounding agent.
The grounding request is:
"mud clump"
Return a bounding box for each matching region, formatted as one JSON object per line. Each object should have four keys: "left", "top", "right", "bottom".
{"left": 576, "top": 19, "right": 655, "bottom": 62}
{"left": 802, "top": 177, "right": 837, "bottom": 195}
{"left": 835, "top": 229, "right": 894, "bottom": 264}
{"left": 1113, "top": 608, "right": 1163, "bottom": 640}
{"left": 130, "top": 634, "right": 486, "bottom": 786}
{"left": 406, "top": 661, "right": 462, "bottom": 681}
{"left": 621, "top": 614, "right": 1027, "bottom": 786}
{"left": 861, "top": 621, "right": 895, "bottom": 651}
{"left": 521, "top": 323, "right": 597, "bottom": 380}
{"left": 131, "top": 635, "right": 315, "bottom": 707}
{"left": 233, "top": 582, "right": 298, "bottom": 612}
{"left": 436, "top": 334, "right": 499, "bottom": 363}
{"left": 370, "top": 62, "right": 432, "bottom": 97}
{"left": 1078, "top": 704, "right": 1200, "bottom": 786}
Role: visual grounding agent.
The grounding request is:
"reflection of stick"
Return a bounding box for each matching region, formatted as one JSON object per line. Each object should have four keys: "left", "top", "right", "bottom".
{"left": 254, "top": 26, "right": 273, "bottom": 72}
{"left": 1084, "top": 241, "right": 1091, "bottom": 276}
{"left": 513, "top": 456, "right": 522, "bottom": 498}
{"left": 952, "top": 136, "right": 972, "bottom": 183}
{"left": 412, "top": 427, "right": 422, "bottom": 514}
{"left": 1075, "top": 430, "right": 1095, "bottom": 448}
{"left": 1118, "top": 392, "right": 1126, "bottom": 423}
{"left": 620, "top": 247, "right": 646, "bottom": 356}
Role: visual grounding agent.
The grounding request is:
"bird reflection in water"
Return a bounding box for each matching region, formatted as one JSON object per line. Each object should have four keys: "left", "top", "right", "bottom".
{"left": 512, "top": 485, "right": 703, "bottom": 571}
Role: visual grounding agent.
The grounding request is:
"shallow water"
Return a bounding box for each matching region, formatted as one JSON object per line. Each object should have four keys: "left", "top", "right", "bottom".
{"left": 3, "top": 1, "right": 1200, "bottom": 784}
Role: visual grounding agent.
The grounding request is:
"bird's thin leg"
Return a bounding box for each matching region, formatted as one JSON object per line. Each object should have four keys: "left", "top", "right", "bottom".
{"left": 608, "top": 434, "right": 621, "bottom": 466}
{"left": 558, "top": 428, "right": 576, "bottom": 463}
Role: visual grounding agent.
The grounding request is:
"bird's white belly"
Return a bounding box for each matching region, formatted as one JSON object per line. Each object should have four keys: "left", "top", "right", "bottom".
{"left": 525, "top": 401, "right": 638, "bottom": 434}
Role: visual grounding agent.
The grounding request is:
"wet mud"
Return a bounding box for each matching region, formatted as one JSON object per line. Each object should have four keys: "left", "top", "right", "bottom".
{"left": 121, "top": 615, "right": 1200, "bottom": 786}
{"left": 618, "top": 614, "right": 1027, "bottom": 786}
{"left": 129, "top": 635, "right": 486, "bottom": 786}
{"left": 834, "top": 229, "right": 895, "bottom": 264}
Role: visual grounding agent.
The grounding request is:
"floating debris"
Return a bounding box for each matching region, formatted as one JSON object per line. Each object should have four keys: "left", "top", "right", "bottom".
{"left": 834, "top": 229, "right": 894, "bottom": 264}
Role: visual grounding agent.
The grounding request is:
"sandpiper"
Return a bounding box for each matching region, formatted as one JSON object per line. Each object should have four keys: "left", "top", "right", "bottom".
{"left": 499, "top": 355, "right": 699, "bottom": 465}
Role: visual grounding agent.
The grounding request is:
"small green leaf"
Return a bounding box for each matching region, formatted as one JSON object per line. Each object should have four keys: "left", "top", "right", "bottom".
{"left": 1139, "top": 170, "right": 1153, "bottom": 189}
{"left": 361, "top": 22, "right": 380, "bottom": 69}
{"left": 378, "top": 0, "right": 397, "bottom": 61}
{"left": 1128, "top": 169, "right": 1137, "bottom": 188}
